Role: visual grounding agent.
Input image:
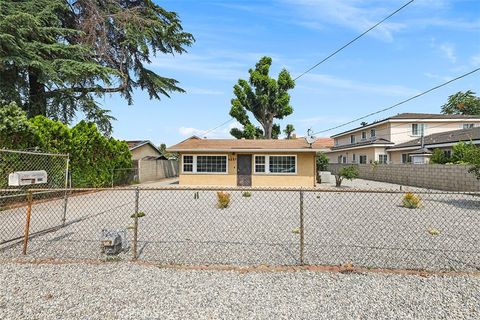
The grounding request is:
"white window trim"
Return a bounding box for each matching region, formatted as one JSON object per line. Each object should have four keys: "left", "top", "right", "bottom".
{"left": 411, "top": 123, "right": 427, "bottom": 137}
{"left": 359, "top": 155, "right": 368, "bottom": 164}
{"left": 253, "top": 154, "right": 297, "bottom": 175}
{"left": 361, "top": 132, "right": 367, "bottom": 141}
{"left": 181, "top": 154, "right": 228, "bottom": 175}
{"left": 370, "top": 129, "right": 376, "bottom": 138}
{"left": 378, "top": 154, "right": 388, "bottom": 164}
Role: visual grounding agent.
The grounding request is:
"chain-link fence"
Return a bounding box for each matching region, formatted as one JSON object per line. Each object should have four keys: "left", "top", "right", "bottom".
{"left": 0, "top": 149, "right": 69, "bottom": 245}
{"left": 1, "top": 186, "right": 479, "bottom": 272}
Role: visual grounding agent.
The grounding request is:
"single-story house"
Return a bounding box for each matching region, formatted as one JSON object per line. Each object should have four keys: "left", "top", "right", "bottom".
{"left": 387, "top": 126, "right": 480, "bottom": 164}
{"left": 167, "top": 136, "right": 333, "bottom": 187}
{"left": 126, "top": 140, "right": 162, "bottom": 161}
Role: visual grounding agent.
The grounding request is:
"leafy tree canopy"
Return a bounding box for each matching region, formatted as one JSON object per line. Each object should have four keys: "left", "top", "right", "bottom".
{"left": 441, "top": 90, "right": 480, "bottom": 116}
{"left": 283, "top": 124, "right": 295, "bottom": 139}
{"left": 0, "top": 0, "right": 194, "bottom": 135}
{"left": 229, "top": 56, "right": 295, "bottom": 139}
{"left": 0, "top": 101, "right": 40, "bottom": 149}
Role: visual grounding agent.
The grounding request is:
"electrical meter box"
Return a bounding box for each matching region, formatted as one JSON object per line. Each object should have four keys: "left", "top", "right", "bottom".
{"left": 8, "top": 170, "right": 48, "bottom": 186}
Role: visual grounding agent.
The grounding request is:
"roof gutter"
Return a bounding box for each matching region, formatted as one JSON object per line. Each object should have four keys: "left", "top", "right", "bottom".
{"left": 166, "top": 148, "right": 330, "bottom": 153}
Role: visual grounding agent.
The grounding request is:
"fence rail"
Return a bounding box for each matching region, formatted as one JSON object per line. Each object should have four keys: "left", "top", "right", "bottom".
{"left": 1, "top": 186, "right": 479, "bottom": 272}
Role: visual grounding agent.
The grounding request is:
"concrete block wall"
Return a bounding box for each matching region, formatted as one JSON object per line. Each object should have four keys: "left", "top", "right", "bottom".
{"left": 138, "top": 159, "right": 178, "bottom": 183}
{"left": 328, "top": 163, "right": 480, "bottom": 191}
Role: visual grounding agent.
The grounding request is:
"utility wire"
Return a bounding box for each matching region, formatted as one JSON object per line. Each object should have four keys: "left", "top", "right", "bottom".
{"left": 293, "top": 0, "right": 415, "bottom": 81}
{"left": 201, "top": 0, "right": 416, "bottom": 136}
{"left": 312, "top": 67, "right": 480, "bottom": 135}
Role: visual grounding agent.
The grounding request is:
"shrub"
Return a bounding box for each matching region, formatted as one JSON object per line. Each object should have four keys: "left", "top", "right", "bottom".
{"left": 402, "top": 192, "right": 422, "bottom": 209}
{"left": 217, "top": 192, "right": 231, "bottom": 209}
{"left": 242, "top": 191, "right": 251, "bottom": 198}
{"left": 430, "top": 148, "right": 449, "bottom": 164}
{"left": 335, "top": 166, "right": 359, "bottom": 187}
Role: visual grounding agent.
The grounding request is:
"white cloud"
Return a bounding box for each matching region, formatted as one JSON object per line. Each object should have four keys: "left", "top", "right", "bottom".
{"left": 439, "top": 43, "right": 456, "bottom": 63}
{"left": 178, "top": 121, "right": 242, "bottom": 139}
{"left": 282, "top": 0, "right": 406, "bottom": 42}
{"left": 424, "top": 72, "right": 452, "bottom": 82}
{"left": 301, "top": 73, "right": 419, "bottom": 96}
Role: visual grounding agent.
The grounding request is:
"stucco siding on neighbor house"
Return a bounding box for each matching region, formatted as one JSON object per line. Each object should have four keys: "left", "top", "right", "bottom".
{"left": 130, "top": 144, "right": 162, "bottom": 160}
{"left": 178, "top": 152, "right": 316, "bottom": 187}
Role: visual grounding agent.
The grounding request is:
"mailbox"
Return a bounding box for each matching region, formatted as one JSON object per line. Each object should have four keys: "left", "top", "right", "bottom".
{"left": 8, "top": 170, "right": 48, "bottom": 186}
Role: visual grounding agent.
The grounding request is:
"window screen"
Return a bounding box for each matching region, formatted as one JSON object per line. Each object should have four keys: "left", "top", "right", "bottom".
{"left": 255, "top": 156, "right": 266, "bottom": 173}
{"left": 196, "top": 156, "right": 227, "bottom": 173}
{"left": 183, "top": 155, "right": 193, "bottom": 172}
{"left": 269, "top": 156, "right": 296, "bottom": 173}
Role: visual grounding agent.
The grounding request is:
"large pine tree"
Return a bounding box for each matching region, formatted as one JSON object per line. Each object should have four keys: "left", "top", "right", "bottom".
{"left": 0, "top": 0, "right": 194, "bottom": 134}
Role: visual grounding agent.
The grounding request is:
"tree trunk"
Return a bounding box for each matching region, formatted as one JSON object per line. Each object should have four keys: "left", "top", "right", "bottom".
{"left": 28, "top": 70, "right": 47, "bottom": 117}
{"left": 335, "top": 175, "right": 343, "bottom": 187}
{"left": 262, "top": 115, "right": 274, "bottom": 139}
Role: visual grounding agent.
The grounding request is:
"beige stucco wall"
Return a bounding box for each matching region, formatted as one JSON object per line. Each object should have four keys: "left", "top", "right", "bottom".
{"left": 131, "top": 144, "right": 161, "bottom": 160}
{"left": 178, "top": 152, "right": 316, "bottom": 187}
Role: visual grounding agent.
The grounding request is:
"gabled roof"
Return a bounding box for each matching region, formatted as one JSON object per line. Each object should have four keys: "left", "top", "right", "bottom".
{"left": 331, "top": 113, "right": 480, "bottom": 138}
{"left": 167, "top": 136, "right": 333, "bottom": 152}
{"left": 388, "top": 126, "right": 480, "bottom": 150}
{"left": 329, "top": 137, "right": 394, "bottom": 151}
{"left": 126, "top": 140, "right": 161, "bottom": 153}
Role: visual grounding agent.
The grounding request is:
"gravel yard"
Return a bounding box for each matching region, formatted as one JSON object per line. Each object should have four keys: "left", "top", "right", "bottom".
{"left": 1, "top": 188, "right": 479, "bottom": 271}
{"left": 0, "top": 262, "right": 479, "bottom": 320}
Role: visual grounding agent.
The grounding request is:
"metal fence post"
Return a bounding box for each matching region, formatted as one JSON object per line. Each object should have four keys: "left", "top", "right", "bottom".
{"left": 62, "top": 156, "right": 70, "bottom": 225}
{"left": 22, "top": 191, "right": 33, "bottom": 255}
{"left": 299, "top": 189, "right": 305, "bottom": 265}
{"left": 132, "top": 188, "right": 139, "bottom": 260}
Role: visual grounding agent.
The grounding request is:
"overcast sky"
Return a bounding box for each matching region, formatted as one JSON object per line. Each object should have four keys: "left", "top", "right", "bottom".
{"left": 102, "top": 0, "right": 480, "bottom": 146}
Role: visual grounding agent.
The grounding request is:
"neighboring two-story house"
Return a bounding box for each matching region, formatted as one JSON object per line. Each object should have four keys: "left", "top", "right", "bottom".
{"left": 325, "top": 113, "right": 480, "bottom": 164}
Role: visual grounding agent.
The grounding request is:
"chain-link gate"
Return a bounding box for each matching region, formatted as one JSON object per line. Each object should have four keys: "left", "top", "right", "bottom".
{"left": 0, "top": 149, "right": 69, "bottom": 246}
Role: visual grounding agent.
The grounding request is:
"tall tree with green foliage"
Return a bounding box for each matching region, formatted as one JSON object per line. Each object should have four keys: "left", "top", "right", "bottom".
{"left": 0, "top": 101, "right": 40, "bottom": 149}
{"left": 0, "top": 0, "right": 194, "bottom": 135}
{"left": 229, "top": 56, "right": 295, "bottom": 139}
{"left": 441, "top": 91, "right": 480, "bottom": 115}
{"left": 283, "top": 124, "right": 295, "bottom": 139}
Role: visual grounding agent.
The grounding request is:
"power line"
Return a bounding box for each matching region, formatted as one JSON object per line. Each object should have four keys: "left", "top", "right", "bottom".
{"left": 312, "top": 67, "right": 480, "bottom": 135}
{"left": 293, "top": 0, "right": 415, "bottom": 81}
{"left": 201, "top": 0, "right": 416, "bottom": 136}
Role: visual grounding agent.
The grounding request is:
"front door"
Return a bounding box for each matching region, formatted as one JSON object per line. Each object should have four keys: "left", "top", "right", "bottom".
{"left": 237, "top": 155, "right": 252, "bottom": 186}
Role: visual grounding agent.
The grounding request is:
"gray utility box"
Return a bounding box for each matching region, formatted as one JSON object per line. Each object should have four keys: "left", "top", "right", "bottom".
{"left": 100, "top": 229, "right": 129, "bottom": 255}
{"left": 319, "top": 171, "right": 332, "bottom": 184}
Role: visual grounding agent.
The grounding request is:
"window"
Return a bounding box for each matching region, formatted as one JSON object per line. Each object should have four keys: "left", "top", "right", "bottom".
{"left": 342, "top": 156, "right": 347, "bottom": 164}
{"left": 182, "top": 155, "right": 227, "bottom": 173}
{"left": 359, "top": 155, "right": 367, "bottom": 164}
{"left": 361, "top": 131, "right": 367, "bottom": 140}
{"left": 443, "top": 150, "right": 452, "bottom": 158}
{"left": 183, "top": 155, "right": 193, "bottom": 172}
{"left": 411, "top": 123, "right": 426, "bottom": 136}
{"left": 269, "top": 156, "right": 296, "bottom": 173}
{"left": 352, "top": 153, "right": 356, "bottom": 163}
{"left": 350, "top": 135, "right": 356, "bottom": 144}
{"left": 370, "top": 129, "right": 376, "bottom": 138}
{"left": 378, "top": 154, "right": 388, "bottom": 164}
{"left": 197, "top": 156, "right": 227, "bottom": 173}
{"left": 401, "top": 154, "right": 410, "bottom": 164}
{"left": 334, "top": 138, "right": 339, "bottom": 146}
{"left": 463, "top": 123, "right": 474, "bottom": 129}
{"left": 254, "top": 156, "right": 266, "bottom": 173}
{"left": 338, "top": 156, "right": 342, "bottom": 164}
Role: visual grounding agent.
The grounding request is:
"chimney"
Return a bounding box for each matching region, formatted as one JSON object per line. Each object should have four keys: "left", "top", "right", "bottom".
{"left": 291, "top": 133, "right": 297, "bottom": 139}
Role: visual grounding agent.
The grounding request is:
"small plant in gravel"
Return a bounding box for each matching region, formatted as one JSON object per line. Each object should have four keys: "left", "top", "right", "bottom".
{"left": 402, "top": 192, "right": 422, "bottom": 209}
{"left": 292, "top": 227, "right": 300, "bottom": 234}
{"left": 194, "top": 191, "right": 199, "bottom": 200}
{"left": 428, "top": 227, "right": 440, "bottom": 236}
{"left": 130, "top": 211, "right": 145, "bottom": 218}
{"left": 217, "top": 192, "right": 231, "bottom": 209}
{"left": 242, "top": 191, "right": 252, "bottom": 198}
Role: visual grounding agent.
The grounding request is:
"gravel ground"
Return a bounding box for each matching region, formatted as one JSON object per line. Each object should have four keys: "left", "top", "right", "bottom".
{"left": 1, "top": 188, "right": 479, "bottom": 271}
{"left": 0, "top": 262, "right": 479, "bottom": 320}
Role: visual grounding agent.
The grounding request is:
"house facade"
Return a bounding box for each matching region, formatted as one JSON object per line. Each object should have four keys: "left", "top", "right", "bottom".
{"left": 325, "top": 113, "right": 480, "bottom": 164}
{"left": 167, "top": 136, "right": 333, "bottom": 187}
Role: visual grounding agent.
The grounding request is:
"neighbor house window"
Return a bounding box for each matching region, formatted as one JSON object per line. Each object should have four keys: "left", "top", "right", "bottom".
{"left": 463, "top": 123, "right": 474, "bottom": 129}
{"left": 254, "top": 156, "right": 266, "bottom": 173}
{"left": 443, "top": 150, "right": 452, "bottom": 158}
{"left": 361, "top": 131, "right": 367, "bottom": 140}
{"left": 255, "top": 155, "right": 296, "bottom": 174}
{"left": 338, "top": 156, "right": 342, "bottom": 164}
{"left": 359, "top": 155, "right": 367, "bottom": 164}
{"left": 183, "top": 155, "right": 193, "bottom": 172}
{"left": 342, "top": 156, "right": 347, "bottom": 164}
{"left": 182, "top": 155, "right": 227, "bottom": 173}
{"left": 378, "top": 154, "right": 388, "bottom": 164}
{"left": 352, "top": 153, "right": 356, "bottom": 163}
{"left": 350, "top": 135, "right": 356, "bottom": 144}
{"left": 334, "top": 138, "right": 339, "bottom": 146}
{"left": 401, "top": 154, "right": 410, "bottom": 164}
{"left": 370, "top": 129, "right": 376, "bottom": 138}
{"left": 411, "top": 123, "right": 426, "bottom": 136}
